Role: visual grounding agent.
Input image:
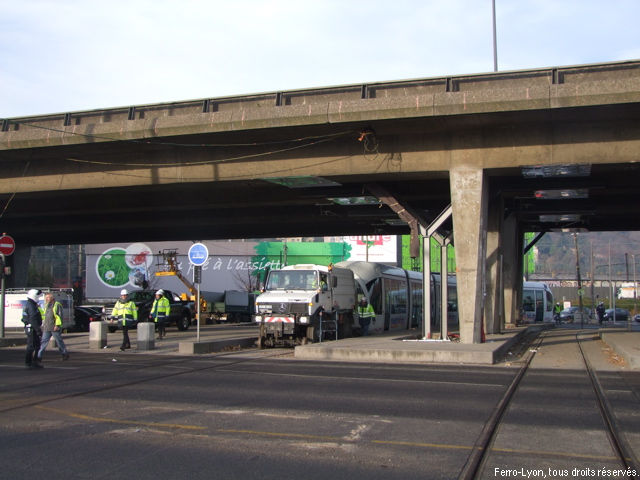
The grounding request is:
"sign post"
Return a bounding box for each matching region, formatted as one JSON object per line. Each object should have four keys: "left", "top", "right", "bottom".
{"left": 188, "top": 243, "right": 209, "bottom": 342}
{"left": 0, "top": 234, "right": 14, "bottom": 339}
{"left": 0, "top": 253, "right": 5, "bottom": 338}
{"left": 0, "top": 235, "right": 15, "bottom": 257}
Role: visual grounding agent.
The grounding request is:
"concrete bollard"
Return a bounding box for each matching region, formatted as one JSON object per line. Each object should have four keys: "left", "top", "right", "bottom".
{"left": 89, "top": 321, "right": 108, "bottom": 349}
{"left": 137, "top": 322, "right": 155, "bottom": 350}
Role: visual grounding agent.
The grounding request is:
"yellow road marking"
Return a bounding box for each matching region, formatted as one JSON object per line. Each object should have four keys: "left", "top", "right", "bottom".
{"left": 372, "top": 439, "right": 473, "bottom": 450}
{"left": 34, "top": 407, "right": 621, "bottom": 462}
{"left": 217, "top": 428, "right": 344, "bottom": 442}
{"left": 35, "top": 406, "right": 205, "bottom": 431}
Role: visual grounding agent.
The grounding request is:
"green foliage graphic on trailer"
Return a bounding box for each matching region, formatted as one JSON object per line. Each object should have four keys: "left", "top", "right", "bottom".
{"left": 252, "top": 241, "right": 352, "bottom": 283}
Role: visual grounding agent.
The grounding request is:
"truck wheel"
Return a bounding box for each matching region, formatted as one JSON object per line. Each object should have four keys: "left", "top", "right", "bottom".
{"left": 177, "top": 312, "right": 191, "bottom": 331}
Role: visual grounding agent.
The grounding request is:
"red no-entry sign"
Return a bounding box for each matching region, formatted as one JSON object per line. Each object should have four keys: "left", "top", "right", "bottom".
{"left": 0, "top": 235, "right": 15, "bottom": 256}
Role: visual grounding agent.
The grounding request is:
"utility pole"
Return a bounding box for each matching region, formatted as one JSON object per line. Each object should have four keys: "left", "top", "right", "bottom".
{"left": 610, "top": 241, "right": 617, "bottom": 319}
{"left": 633, "top": 254, "right": 638, "bottom": 328}
{"left": 574, "top": 234, "right": 584, "bottom": 328}
{"left": 590, "top": 241, "right": 595, "bottom": 310}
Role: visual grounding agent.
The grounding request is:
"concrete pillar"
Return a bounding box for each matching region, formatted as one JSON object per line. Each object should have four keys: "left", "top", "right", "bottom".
{"left": 514, "top": 226, "right": 525, "bottom": 323}
{"left": 422, "top": 234, "right": 432, "bottom": 339}
{"left": 501, "top": 213, "right": 519, "bottom": 328}
{"left": 450, "top": 166, "right": 488, "bottom": 344}
{"left": 485, "top": 196, "right": 502, "bottom": 334}
{"left": 137, "top": 322, "right": 155, "bottom": 350}
{"left": 89, "top": 321, "right": 107, "bottom": 349}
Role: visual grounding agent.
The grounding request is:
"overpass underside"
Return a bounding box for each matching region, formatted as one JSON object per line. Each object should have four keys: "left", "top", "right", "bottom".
{"left": 2, "top": 60, "right": 640, "bottom": 343}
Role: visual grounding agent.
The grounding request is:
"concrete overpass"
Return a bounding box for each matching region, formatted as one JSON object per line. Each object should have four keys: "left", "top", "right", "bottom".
{"left": 2, "top": 59, "right": 640, "bottom": 343}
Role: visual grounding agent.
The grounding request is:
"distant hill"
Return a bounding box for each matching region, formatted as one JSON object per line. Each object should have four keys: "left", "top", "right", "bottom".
{"left": 533, "top": 231, "right": 640, "bottom": 279}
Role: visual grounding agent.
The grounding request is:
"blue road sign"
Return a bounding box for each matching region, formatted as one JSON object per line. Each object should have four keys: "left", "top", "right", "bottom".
{"left": 188, "top": 243, "right": 209, "bottom": 266}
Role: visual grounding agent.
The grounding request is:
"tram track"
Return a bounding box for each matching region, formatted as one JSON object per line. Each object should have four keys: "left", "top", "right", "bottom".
{"left": 0, "top": 348, "right": 291, "bottom": 415}
{"left": 576, "top": 331, "right": 640, "bottom": 476}
{"left": 458, "top": 329, "right": 640, "bottom": 480}
{"left": 457, "top": 331, "right": 544, "bottom": 480}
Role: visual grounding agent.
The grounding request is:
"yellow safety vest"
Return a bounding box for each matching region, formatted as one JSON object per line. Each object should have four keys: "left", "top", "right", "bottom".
{"left": 39, "top": 301, "right": 63, "bottom": 326}
{"left": 113, "top": 300, "right": 138, "bottom": 326}
{"left": 357, "top": 304, "right": 375, "bottom": 319}
{"left": 151, "top": 296, "right": 171, "bottom": 322}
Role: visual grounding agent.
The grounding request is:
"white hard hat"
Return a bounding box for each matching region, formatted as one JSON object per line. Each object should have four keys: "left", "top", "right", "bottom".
{"left": 27, "top": 289, "right": 41, "bottom": 301}
{"left": 155, "top": 289, "right": 164, "bottom": 295}
{"left": 120, "top": 289, "right": 128, "bottom": 295}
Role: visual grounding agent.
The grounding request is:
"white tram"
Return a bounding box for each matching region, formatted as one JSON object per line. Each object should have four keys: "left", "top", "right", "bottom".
{"left": 337, "top": 261, "right": 458, "bottom": 335}
{"left": 522, "top": 281, "right": 554, "bottom": 323}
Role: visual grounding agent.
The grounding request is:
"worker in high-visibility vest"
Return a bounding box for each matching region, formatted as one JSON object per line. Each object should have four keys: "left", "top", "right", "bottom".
{"left": 356, "top": 297, "right": 376, "bottom": 336}
{"left": 150, "top": 289, "right": 171, "bottom": 339}
{"left": 553, "top": 302, "right": 562, "bottom": 324}
{"left": 112, "top": 289, "right": 137, "bottom": 351}
{"left": 38, "top": 292, "right": 69, "bottom": 362}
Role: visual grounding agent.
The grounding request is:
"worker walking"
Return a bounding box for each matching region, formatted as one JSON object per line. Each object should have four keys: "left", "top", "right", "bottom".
{"left": 596, "top": 302, "right": 606, "bottom": 325}
{"left": 112, "top": 289, "right": 137, "bottom": 351}
{"left": 553, "top": 302, "right": 562, "bottom": 324}
{"left": 22, "top": 289, "right": 44, "bottom": 369}
{"left": 38, "top": 292, "right": 70, "bottom": 361}
{"left": 356, "top": 297, "right": 376, "bottom": 336}
{"left": 150, "top": 289, "right": 170, "bottom": 339}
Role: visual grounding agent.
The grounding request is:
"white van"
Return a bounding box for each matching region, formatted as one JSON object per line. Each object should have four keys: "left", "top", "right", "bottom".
{"left": 2, "top": 288, "right": 75, "bottom": 331}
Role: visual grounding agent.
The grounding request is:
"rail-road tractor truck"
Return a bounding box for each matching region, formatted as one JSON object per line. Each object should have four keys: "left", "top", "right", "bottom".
{"left": 253, "top": 264, "right": 356, "bottom": 347}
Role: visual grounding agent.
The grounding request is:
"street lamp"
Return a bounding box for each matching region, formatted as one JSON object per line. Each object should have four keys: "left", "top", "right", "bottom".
{"left": 492, "top": 0, "right": 498, "bottom": 72}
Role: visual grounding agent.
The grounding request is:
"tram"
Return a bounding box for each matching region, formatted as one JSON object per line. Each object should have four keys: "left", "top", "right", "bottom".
{"left": 336, "top": 261, "right": 459, "bottom": 335}
{"left": 522, "top": 281, "right": 554, "bottom": 323}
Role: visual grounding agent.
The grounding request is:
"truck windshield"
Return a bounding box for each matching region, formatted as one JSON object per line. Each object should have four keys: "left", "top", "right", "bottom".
{"left": 266, "top": 270, "right": 319, "bottom": 290}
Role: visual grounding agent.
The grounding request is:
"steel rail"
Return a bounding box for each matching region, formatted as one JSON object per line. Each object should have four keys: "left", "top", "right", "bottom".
{"left": 457, "top": 331, "right": 545, "bottom": 480}
{"left": 575, "top": 331, "right": 640, "bottom": 478}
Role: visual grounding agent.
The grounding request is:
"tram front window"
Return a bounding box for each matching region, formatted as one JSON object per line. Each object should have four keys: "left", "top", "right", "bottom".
{"left": 523, "top": 290, "right": 535, "bottom": 312}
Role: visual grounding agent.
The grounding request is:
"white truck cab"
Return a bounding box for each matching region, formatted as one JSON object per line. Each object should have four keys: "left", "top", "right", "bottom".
{"left": 254, "top": 264, "right": 355, "bottom": 347}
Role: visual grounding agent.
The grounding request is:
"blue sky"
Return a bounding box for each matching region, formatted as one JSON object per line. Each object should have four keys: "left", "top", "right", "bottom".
{"left": 2, "top": 0, "right": 639, "bottom": 118}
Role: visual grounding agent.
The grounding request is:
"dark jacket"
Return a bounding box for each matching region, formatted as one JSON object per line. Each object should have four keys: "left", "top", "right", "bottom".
{"left": 22, "top": 298, "right": 43, "bottom": 329}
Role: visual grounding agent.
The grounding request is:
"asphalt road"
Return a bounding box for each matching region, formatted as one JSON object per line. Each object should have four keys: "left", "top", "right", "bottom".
{"left": 1, "top": 330, "right": 638, "bottom": 480}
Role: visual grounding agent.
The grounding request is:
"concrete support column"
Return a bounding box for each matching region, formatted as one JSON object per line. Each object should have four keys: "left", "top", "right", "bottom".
{"left": 514, "top": 226, "right": 525, "bottom": 323}
{"left": 501, "top": 213, "right": 520, "bottom": 328}
{"left": 450, "top": 166, "right": 489, "bottom": 344}
{"left": 485, "top": 196, "right": 502, "bottom": 334}
{"left": 89, "top": 321, "right": 107, "bottom": 349}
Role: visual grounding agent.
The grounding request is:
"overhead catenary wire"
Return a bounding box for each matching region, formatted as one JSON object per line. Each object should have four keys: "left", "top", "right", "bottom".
{"left": 0, "top": 124, "right": 379, "bottom": 216}
{"left": 71, "top": 154, "right": 358, "bottom": 183}
{"left": 64, "top": 133, "right": 352, "bottom": 168}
